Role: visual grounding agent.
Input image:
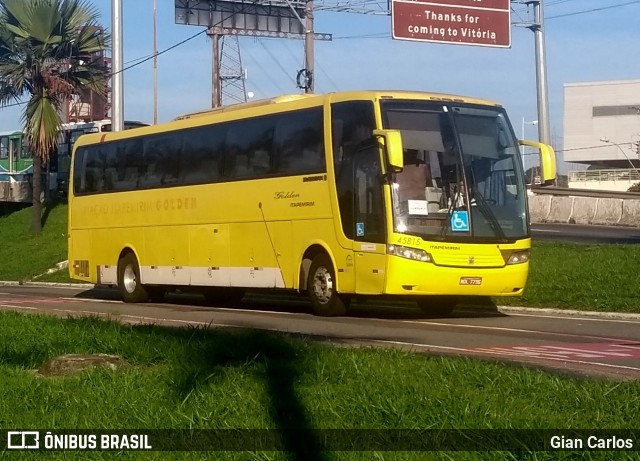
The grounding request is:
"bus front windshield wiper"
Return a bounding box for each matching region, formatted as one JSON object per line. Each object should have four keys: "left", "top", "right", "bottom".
{"left": 470, "top": 188, "right": 508, "bottom": 242}
{"left": 438, "top": 187, "right": 461, "bottom": 240}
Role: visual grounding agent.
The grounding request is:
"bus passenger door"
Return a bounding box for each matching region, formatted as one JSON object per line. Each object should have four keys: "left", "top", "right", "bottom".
{"left": 353, "top": 148, "right": 387, "bottom": 294}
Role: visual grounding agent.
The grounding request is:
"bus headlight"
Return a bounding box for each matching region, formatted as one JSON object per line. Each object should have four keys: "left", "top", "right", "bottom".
{"left": 506, "top": 250, "right": 530, "bottom": 265}
{"left": 387, "top": 244, "right": 433, "bottom": 262}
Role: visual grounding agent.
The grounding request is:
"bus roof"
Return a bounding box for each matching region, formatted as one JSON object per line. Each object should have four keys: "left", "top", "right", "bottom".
{"left": 0, "top": 130, "right": 23, "bottom": 137}
{"left": 172, "top": 94, "right": 319, "bottom": 121}
{"left": 173, "top": 90, "right": 500, "bottom": 121}
{"left": 74, "top": 90, "right": 502, "bottom": 148}
{"left": 61, "top": 120, "right": 149, "bottom": 131}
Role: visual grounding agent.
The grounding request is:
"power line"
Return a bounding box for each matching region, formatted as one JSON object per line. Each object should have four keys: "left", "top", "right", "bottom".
{"left": 556, "top": 142, "right": 635, "bottom": 154}
{"left": 257, "top": 40, "right": 297, "bottom": 88}
{"left": 114, "top": 29, "right": 208, "bottom": 76}
{"left": 242, "top": 42, "right": 288, "bottom": 94}
{"left": 547, "top": 0, "right": 640, "bottom": 19}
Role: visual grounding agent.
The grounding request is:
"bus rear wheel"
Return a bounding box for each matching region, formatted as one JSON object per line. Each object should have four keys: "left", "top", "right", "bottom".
{"left": 307, "top": 254, "right": 348, "bottom": 317}
{"left": 417, "top": 296, "right": 458, "bottom": 317}
{"left": 117, "top": 253, "right": 149, "bottom": 303}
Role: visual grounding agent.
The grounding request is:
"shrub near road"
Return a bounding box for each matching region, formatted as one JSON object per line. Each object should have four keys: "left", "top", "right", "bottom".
{"left": 1, "top": 203, "right": 639, "bottom": 313}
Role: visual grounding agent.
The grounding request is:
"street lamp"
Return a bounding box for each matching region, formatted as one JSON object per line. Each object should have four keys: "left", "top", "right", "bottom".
{"left": 600, "top": 137, "right": 640, "bottom": 177}
{"left": 521, "top": 118, "right": 538, "bottom": 171}
{"left": 112, "top": 0, "right": 124, "bottom": 131}
{"left": 153, "top": 0, "right": 158, "bottom": 124}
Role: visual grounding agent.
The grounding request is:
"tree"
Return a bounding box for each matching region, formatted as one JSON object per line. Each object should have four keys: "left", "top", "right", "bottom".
{"left": 0, "top": 0, "right": 109, "bottom": 233}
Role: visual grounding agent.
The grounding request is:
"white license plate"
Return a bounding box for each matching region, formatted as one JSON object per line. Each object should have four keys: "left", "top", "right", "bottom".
{"left": 459, "top": 277, "right": 482, "bottom": 286}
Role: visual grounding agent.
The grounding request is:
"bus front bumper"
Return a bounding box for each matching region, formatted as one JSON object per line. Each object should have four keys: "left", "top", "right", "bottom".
{"left": 384, "top": 256, "right": 529, "bottom": 297}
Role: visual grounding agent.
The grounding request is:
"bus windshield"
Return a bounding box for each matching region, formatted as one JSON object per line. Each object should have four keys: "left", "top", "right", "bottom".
{"left": 381, "top": 100, "right": 527, "bottom": 242}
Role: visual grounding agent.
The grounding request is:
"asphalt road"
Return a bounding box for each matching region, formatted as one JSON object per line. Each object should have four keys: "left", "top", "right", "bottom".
{"left": 2, "top": 284, "right": 640, "bottom": 381}
{"left": 531, "top": 222, "right": 640, "bottom": 244}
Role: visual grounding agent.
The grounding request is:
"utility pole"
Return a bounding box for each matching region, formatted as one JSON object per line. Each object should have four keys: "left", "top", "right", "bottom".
{"left": 153, "top": 0, "right": 158, "bottom": 124}
{"left": 209, "top": 31, "right": 222, "bottom": 108}
{"left": 305, "top": 0, "right": 314, "bottom": 93}
{"left": 111, "top": 0, "right": 124, "bottom": 131}
{"left": 528, "top": 0, "right": 551, "bottom": 146}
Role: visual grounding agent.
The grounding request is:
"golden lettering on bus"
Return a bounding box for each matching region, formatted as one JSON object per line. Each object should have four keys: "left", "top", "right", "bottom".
{"left": 155, "top": 197, "right": 196, "bottom": 212}
{"left": 274, "top": 191, "right": 300, "bottom": 200}
{"left": 87, "top": 204, "right": 109, "bottom": 215}
{"left": 111, "top": 200, "right": 152, "bottom": 214}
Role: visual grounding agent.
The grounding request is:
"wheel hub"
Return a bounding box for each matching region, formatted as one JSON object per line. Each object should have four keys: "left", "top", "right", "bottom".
{"left": 312, "top": 267, "right": 333, "bottom": 304}
{"left": 123, "top": 264, "right": 137, "bottom": 294}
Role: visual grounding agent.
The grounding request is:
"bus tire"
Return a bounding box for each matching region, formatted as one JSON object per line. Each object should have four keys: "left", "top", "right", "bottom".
{"left": 307, "top": 254, "right": 348, "bottom": 317}
{"left": 117, "top": 253, "right": 149, "bottom": 303}
{"left": 417, "top": 296, "right": 458, "bottom": 317}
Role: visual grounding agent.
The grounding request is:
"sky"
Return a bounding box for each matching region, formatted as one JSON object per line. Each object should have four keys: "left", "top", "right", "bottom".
{"left": 1, "top": 0, "right": 640, "bottom": 172}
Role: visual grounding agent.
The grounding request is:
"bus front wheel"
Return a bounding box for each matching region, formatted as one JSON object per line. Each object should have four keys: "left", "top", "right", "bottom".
{"left": 307, "top": 254, "right": 348, "bottom": 317}
{"left": 117, "top": 253, "right": 149, "bottom": 303}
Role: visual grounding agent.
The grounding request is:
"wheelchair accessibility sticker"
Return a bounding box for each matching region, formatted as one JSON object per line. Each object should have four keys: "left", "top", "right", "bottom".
{"left": 356, "top": 222, "right": 365, "bottom": 237}
{"left": 451, "top": 211, "right": 470, "bottom": 232}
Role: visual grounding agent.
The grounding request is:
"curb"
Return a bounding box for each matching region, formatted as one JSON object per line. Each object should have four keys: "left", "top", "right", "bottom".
{"left": 495, "top": 305, "right": 640, "bottom": 321}
{"left": 1, "top": 280, "right": 639, "bottom": 321}
{"left": 0, "top": 280, "right": 95, "bottom": 289}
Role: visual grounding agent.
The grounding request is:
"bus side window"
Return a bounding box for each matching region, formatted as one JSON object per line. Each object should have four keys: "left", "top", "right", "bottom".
{"left": 102, "top": 143, "right": 118, "bottom": 191}
{"left": 0, "top": 137, "right": 7, "bottom": 159}
{"left": 274, "top": 108, "right": 324, "bottom": 175}
{"left": 84, "top": 145, "right": 107, "bottom": 193}
{"left": 181, "top": 124, "right": 225, "bottom": 185}
{"left": 225, "top": 116, "right": 275, "bottom": 179}
{"left": 331, "top": 101, "right": 376, "bottom": 240}
{"left": 116, "top": 138, "right": 143, "bottom": 190}
{"left": 354, "top": 147, "right": 385, "bottom": 243}
{"left": 17, "top": 137, "right": 33, "bottom": 158}
{"left": 141, "top": 133, "right": 181, "bottom": 188}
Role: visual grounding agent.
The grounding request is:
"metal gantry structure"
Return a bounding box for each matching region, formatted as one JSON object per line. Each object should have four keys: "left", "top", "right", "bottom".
{"left": 109, "top": 0, "right": 550, "bottom": 141}
{"left": 211, "top": 33, "right": 248, "bottom": 106}
{"left": 210, "top": 0, "right": 549, "bottom": 145}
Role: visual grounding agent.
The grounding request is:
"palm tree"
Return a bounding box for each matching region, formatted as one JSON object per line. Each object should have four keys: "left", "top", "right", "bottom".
{"left": 0, "top": 0, "right": 109, "bottom": 233}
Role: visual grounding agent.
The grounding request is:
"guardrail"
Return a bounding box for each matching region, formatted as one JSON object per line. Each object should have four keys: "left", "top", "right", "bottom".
{"left": 528, "top": 187, "right": 640, "bottom": 227}
{"left": 568, "top": 168, "right": 640, "bottom": 183}
{"left": 531, "top": 186, "right": 640, "bottom": 200}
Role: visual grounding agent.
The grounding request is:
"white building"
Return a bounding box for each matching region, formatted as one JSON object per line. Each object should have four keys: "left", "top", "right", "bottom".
{"left": 563, "top": 80, "right": 640, "bottom": 191}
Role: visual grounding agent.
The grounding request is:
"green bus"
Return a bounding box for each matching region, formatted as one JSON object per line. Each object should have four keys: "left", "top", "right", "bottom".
{"left": 0, "top": 120, "right": 148, "bottom": 202}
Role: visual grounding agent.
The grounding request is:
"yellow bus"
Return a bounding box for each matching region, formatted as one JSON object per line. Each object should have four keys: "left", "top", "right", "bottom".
{"left": 68, "top": 90, "right": 556, "bottom": 316}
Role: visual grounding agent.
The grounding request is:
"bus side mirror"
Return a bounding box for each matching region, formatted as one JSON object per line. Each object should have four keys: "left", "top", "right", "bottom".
{"left": 373, "top": 129, "right": 404, "bottom": 172}
{"left": 518, "top": 140, "right": 557, "bottom": 185}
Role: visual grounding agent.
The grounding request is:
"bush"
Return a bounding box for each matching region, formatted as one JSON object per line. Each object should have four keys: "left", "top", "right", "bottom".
{"left": 628, "top": 182, "right": 640, "bottom": 192}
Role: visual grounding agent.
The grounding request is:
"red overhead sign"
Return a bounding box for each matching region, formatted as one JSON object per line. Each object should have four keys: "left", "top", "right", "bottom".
{"left": 392, "top": 0, "right": 511, "bottom": 48}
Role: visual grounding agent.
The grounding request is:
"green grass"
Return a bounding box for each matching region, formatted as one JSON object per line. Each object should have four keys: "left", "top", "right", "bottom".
{"left": 0, "top": 202, "right": 71, "bottom": 282}
{"left": 1, "top": 311, "right": 639, "bottom": 460}
{"left": 500, "top": 241, "right": 640, "bottom": 313}
{"left": 1, "top": 204, "right": 639, "bottom": 313}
